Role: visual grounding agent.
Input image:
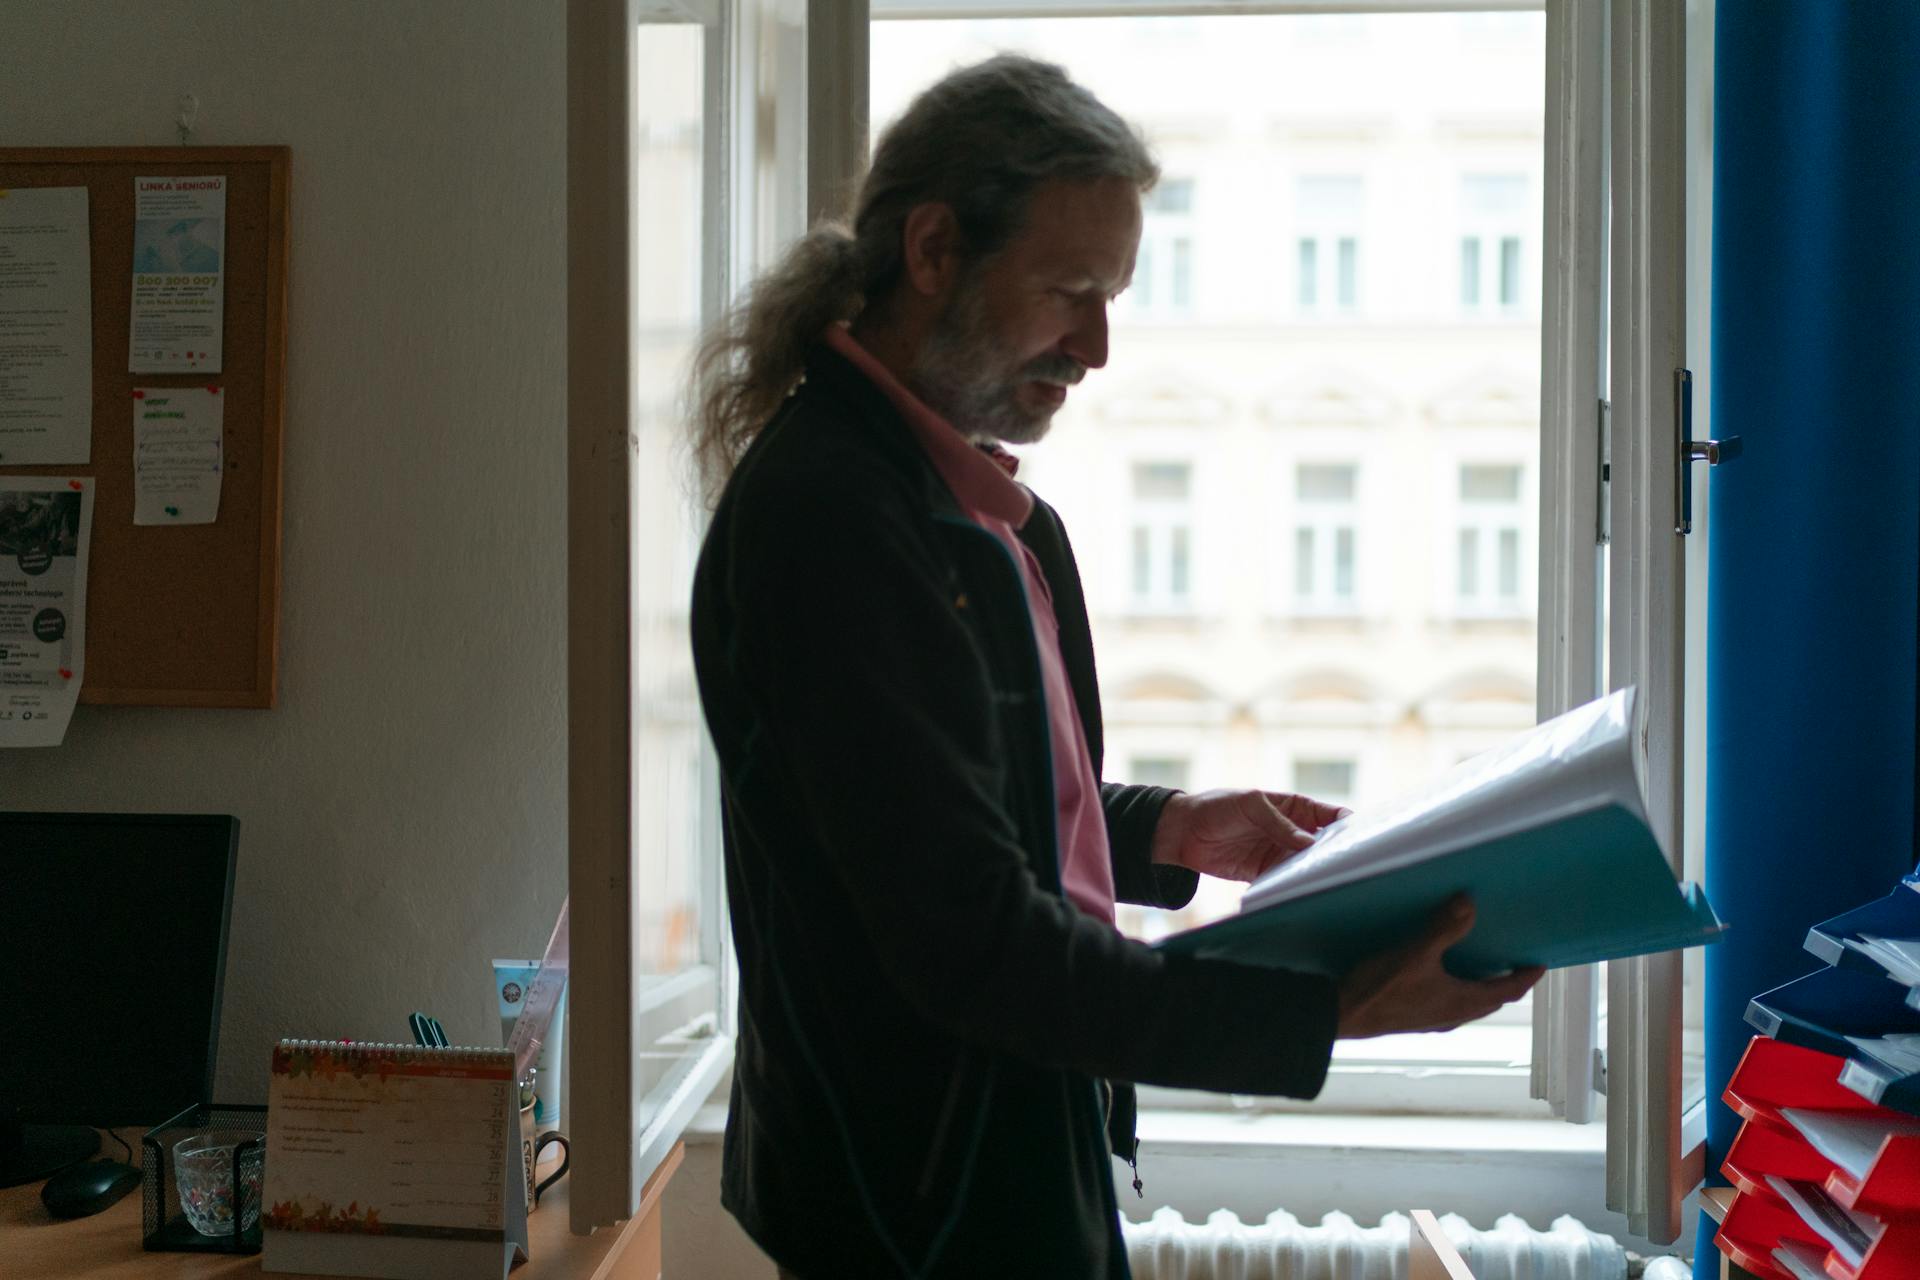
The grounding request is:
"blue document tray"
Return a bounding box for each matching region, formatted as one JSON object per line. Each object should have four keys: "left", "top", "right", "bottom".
{"left": 1155, "top": 804, "right": 1724, "bottom": 979}
{"left": 1748, "top": 964, "right": 1920, "bottom": 1058}
{"left": 1804, "top": 875, "right": 1920, "bottom": 983}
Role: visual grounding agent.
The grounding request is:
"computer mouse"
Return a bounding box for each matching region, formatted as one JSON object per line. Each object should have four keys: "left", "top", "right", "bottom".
{"left": 40, "top": 1159, "right": 141, "bottom": 1219}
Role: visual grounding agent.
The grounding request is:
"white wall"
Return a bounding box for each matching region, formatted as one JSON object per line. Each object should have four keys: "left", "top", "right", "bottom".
{"left": 0, "top": 1, "right": 568, "bottom": 1102}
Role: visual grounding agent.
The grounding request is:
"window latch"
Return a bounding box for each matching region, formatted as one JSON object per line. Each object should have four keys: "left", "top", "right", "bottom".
{"left": 1597, "top": 398, "right": 1611, "bottom": 547}
{"left": 1675, "top": 369, "right": 1743, "bottom": 535}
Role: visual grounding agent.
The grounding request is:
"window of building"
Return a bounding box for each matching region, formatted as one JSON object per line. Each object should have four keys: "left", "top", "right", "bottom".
{"left": 1292, "top": 462, "right": 1360, "bottom": 612}
{"left": 1460, "top": 174, "right": 1528, "bottom": 314}
{"left": 1131, "top": 177, "right": 1196, "bottom": 315}
{"left": 1292, "top": 757, "right": 1357, "bottom": 803}
{"left": 1455, "top": 463, "right": 1527, "bottom": 613}
{"left": 1129, "top": 460, "right": 1195, "bottom": 612}
{"left": 1296, "top": 175, "right": 1363, "bottom": 314}
{"left": 1129, "top": 755, "right": 1192, "bottom": 790}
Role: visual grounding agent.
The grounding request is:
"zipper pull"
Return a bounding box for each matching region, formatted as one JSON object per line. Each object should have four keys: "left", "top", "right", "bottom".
{"left": 1129, "top": 1140, "right": 1143, "bottom": 1199}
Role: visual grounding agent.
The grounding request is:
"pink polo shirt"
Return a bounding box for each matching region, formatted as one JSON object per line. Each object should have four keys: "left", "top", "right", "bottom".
{"left": 824, "top": 326, "right": 1117, "bottom": 926}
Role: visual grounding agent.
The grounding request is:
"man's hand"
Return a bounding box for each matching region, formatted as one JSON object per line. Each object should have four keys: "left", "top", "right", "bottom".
{"left": 1149, "top": 788, "right": 1350, "bottom": 883}
{"left": 1336, "top": 896, "right": 1543, "bottom": 1039}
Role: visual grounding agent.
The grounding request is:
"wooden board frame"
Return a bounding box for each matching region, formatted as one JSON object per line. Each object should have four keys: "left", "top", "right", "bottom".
{"left": 0, "top": 146, "right": 287, "bottom": 708}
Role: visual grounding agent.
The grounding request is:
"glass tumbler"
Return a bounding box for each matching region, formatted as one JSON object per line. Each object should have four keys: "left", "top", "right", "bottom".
{"left": 172, "top": 1130, "right": 265, "bottom": 1236}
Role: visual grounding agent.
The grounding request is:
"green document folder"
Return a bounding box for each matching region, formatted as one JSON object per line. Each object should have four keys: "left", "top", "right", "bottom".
{"left": 1155, "top": 690, "right": 1726, "bottom": 980}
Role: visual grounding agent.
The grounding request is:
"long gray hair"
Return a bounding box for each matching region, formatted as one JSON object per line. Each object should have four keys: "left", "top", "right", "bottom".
{"left": 686, "top": 54, "right": 1158, "bottom": 504}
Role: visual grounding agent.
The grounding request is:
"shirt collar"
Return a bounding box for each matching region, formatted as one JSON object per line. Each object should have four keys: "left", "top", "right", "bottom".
{"left": 824, "top": 325, "right": 1035, "bottom": 529}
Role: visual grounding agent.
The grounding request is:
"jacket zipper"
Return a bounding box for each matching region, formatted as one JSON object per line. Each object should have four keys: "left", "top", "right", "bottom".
{"left": 933, "top": 515, "right": 1140, "bottom": 1209}
{"left": 916, "top": 1066, "right": 968, "bottom": 1199}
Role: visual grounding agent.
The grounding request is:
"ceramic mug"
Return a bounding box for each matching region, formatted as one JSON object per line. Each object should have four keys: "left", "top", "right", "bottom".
{"left": 519, "top": 1099, "right": 570, "bottom": 1211}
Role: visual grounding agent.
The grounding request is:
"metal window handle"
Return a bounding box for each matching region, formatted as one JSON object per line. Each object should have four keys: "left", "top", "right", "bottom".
{"left": 1675, "top": 369, "right": 1742, "bottom": 535}
{"left": 1686, "top": 437, "right": 1743, "bottom": 466}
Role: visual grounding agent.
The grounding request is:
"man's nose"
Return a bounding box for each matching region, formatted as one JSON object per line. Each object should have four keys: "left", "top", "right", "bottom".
{"left": 1063, "top": 301, "right": 1110, "bottom": 371}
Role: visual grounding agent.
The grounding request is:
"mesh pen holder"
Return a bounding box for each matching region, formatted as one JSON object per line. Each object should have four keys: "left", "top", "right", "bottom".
{"left": 141, "top": 1102, "right": 267, "bottom": 1254}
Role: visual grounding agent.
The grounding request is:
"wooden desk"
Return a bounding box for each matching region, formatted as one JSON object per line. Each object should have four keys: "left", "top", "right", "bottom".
{"left": 2, "top": 1135, "right": 682, "bottom": 1280}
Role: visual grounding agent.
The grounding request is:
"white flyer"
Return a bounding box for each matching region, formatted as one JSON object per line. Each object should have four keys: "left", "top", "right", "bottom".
{"left": 0, "top": 477, "right": 92, "bottom": 747}
{"left": 133, "top": 386, "right": 223, "bottom": 524}
{"left": 0, "top": 186, "right": 93, "bottom": 464}
{"left": 129, "top": 175, "right": 225, "bottom": 373}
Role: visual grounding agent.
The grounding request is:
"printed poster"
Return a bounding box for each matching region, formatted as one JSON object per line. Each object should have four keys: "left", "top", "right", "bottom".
{"left": 133, "top": 386, "right": 222, "bottom": 524}
{"left": 129, "top": 175, "right": 225, "bottom": 373}
{"left": 0, "top": 477, "right": 92, "bottom": 747}
{"left": 0, "top": 186, "right": 93, "bottom": 464}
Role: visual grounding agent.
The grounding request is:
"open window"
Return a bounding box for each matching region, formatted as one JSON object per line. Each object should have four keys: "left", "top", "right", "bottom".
{"left": 566, "top": 0, "right": 1709, "bottom": 1246}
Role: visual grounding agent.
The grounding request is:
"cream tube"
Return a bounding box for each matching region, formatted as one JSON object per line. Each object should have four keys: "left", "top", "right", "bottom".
{"left": 493, "top": 959, "right": 567, "bottom": 1133}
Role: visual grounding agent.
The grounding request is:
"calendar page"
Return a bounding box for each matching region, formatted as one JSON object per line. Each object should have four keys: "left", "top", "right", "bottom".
{"left": 263, "top": 1041, "right": 525, "bottom": 1280}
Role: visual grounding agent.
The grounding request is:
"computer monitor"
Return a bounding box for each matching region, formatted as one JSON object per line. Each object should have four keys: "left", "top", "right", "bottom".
{"left": 0, "top": 812, "right": 238, "bottom": 1187}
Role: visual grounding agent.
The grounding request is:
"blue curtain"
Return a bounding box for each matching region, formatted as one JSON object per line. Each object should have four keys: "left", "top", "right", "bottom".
{"left": 1696, "top": 5, "right": 1920, "bottom": 1275}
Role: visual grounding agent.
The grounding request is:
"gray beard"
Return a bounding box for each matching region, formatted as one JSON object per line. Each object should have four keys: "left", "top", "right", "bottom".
{"left": 909, "top": 277, "right": 1069, "bottom": 446}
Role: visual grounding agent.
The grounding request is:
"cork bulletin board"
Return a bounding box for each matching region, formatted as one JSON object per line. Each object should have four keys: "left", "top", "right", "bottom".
{"left": 0, "top": 147, "right": 287, "bottom": 708}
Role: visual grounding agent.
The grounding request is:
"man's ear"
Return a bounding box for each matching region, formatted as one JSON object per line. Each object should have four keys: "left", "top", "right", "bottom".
{"left": 900, "top": 202, "right": 966, "bottom": 299}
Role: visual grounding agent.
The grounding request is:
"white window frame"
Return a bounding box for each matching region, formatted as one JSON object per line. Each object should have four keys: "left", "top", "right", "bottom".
{"left": 1130, "top": 176, "right": 1198, "bottom": 317}
{"left": 1290, "top": 461, "right": 1363, "bottom": 615}
{"left": 567, "top": 0, "right": 857, "bottom": 1230}
{"left": 1294, "top": 174, "right": 1364, "bottom": 316}
{"left": 1447, "top": 459, "right": 1533, "bottom": 618}
{"left": 858, "top": 0, "right": 1703, "bottom": 1244}
{"left": 1126, "top": 459, "right": 1197, "bottom": 614}
{"left": 1535, "top": 0, "right": 1700, "bottom": 1246}
{"left": 1459, "top": 173, "right": 1530, "bottom": 314}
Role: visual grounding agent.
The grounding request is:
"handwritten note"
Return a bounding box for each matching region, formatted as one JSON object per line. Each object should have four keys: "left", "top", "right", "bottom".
{"left": 133, "top": 387, "right": 222, "bottom": 525}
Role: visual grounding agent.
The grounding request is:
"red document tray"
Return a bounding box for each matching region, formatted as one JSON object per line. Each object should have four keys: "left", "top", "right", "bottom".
{"left": 1716, "top": 1181, "right": 1821, "bottom": 1280}
{"left": 1724, "top": 1036, "right": 1920, "bottom": 1216}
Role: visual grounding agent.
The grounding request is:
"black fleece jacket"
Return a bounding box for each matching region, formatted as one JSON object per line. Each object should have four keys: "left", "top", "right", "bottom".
{"left": 689, "top": 343, "right": 1338, "bottom": 1279}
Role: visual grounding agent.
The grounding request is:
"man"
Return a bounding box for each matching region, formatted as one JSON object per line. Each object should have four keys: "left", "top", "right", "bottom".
{"left": 688, "top": 55, "right": 1540, "bottom": 1279}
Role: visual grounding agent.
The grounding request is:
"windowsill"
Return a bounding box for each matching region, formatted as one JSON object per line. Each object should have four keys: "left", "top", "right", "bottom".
{"left": 678, "top": 1094, "right": 1693, "bottom": 1254}
{"left": 679, "top": 1099, "right": 1601, "bottom": 1160}
{"left": 1111, "top": 609, "right": 1209, "bottom": 629}
{"left": 1129, "top": 1105, "right": 1602, "bottom": 1160}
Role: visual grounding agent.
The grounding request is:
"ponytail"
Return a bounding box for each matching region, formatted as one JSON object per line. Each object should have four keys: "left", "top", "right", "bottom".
{"left": 686, "top": 224, "right": 866, "bottom": 506}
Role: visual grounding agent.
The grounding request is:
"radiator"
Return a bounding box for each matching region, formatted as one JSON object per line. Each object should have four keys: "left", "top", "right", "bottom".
{"left": 1122, "top": 1207, "right": 1628, "bottom": 1280}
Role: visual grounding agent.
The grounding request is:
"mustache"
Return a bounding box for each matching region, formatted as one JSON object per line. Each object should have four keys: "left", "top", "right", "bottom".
{"left": 1020, "top": 355, "right": 1086, "bottom": 386}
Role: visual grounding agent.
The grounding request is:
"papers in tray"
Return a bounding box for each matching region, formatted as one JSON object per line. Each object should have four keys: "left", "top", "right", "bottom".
{"left": 1767, "top": 1174, "right": 1881, "bottom": 1269}
{"left": 1781, "top": 1107, "right": 1920, "bottom": 1183}
{"left": 1773, "top": 1238, "right": 1831, "bottom": 1280}
{"left": 1848, "top": 936, "right": 1920, "bottom": 989}
{"left": 1156, "top": 688, "right": 1724, "bottom": 979}
{"left": 1849, "top": 1035, "right": 1920, "bottom": 1080}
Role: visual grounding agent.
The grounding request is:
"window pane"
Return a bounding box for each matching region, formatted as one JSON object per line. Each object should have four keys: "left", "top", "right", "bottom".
{"left": 1498, "top": 527, "right": 1521, "bottom": 598}
{"left": 1334, "top": 527, "right": 1356, "bottom": 598}
{"left": 1130, "top": 755, "right": 1191, "bottom": 789}
{"left": 1460, "top": 463, "right": 1522, "bottom": 503}
{"left": 1298, "top": 174, "right": 1364, "bottom": 220}
{"left": 1170, "top": 526, "right": 1191, "bottom": 597}
{"left": 1293, "top": 758, "right": 1357, "bottom": 801}
{"left": 873, "top": 6, "right": 1545, "bottom": 1087}
{"left": 1499, "top": 235, "right": 1522, "bottom": 308}
{"left": 1457, "top": 527, "right": 1479, "bottom": 597}
{"left": 1147, "top": 178, "right": 1194, "bottom": 214}
{"left": 1134, "top": 239, "right": 1155, "bottom": 306}
{"left": 1463, "top": 173, "right": 1527, "bottom": 216}
{"left": 1133, "top": 460, "right": 1191, "bottom": 500}
{"left": 1296, "top": 462, "right": 1356, "bottom": 503}
{"left": 1132, "top": 525, "right": 1151, "bottom": 596}
{"left": 631, "top": 16, "right": 718, "bottom": 1131}
{"left": 1171, "top": 237, "right": 1193, "bottom": 308}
